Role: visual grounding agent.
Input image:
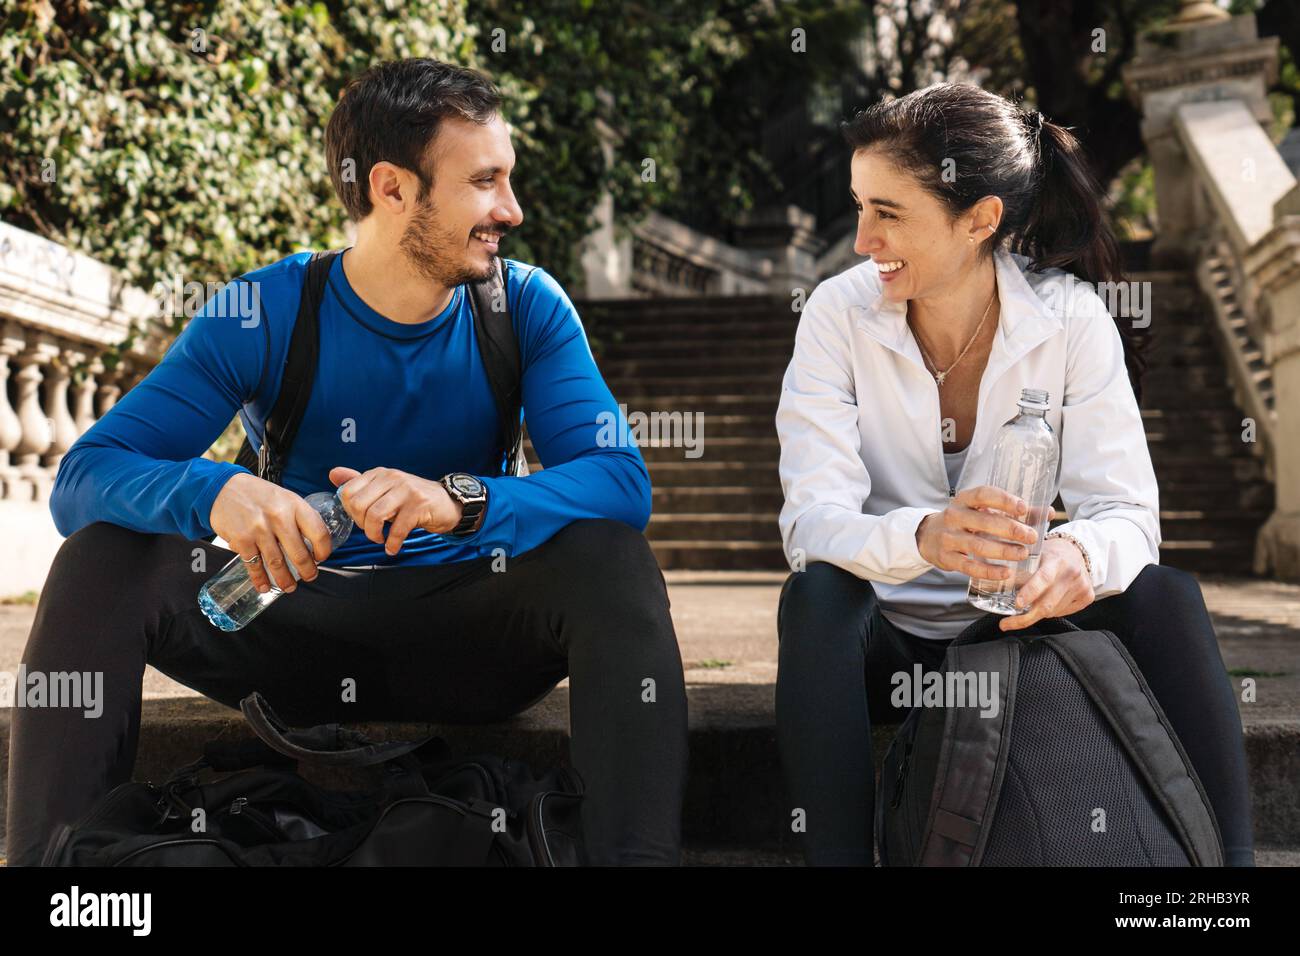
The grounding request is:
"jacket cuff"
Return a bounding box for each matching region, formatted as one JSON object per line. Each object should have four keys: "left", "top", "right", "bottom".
{"left": 857, "top": 506, "right": 944, "bottom": 581}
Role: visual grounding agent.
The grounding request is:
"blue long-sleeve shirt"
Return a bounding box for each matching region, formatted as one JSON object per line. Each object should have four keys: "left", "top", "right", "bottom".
{"left": 49, "top": 251, "right": 650, "bottom": 566}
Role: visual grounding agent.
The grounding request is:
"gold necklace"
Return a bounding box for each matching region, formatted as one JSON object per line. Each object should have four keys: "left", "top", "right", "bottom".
{"left": 911, "top": 288, "right": 997, "bottom": 387}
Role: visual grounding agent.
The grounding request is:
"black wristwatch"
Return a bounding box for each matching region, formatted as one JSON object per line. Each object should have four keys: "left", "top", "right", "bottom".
{"left": 440, "top": 473, "right": 488, "bottom": 536}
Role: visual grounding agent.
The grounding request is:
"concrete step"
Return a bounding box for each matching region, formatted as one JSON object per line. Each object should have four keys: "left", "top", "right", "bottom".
{"left": 599, "top": 337, "right": 796, "bottom": 360}
{"left": 644, "top": 460, "right": 781, "bottom": 488}
{"left": 647, "top": 513, "right": 779, "bottom": 541}
{"left": 611, "top": 394, "right": 780, "bottom": 416}
{"left": 600, "top": 356, "right": 792, "bottom": 378}
{"left": 639, "top": 437, "right": 778, "bottom": 463}
{"left": 653, "top": 485, "right": 786, "bottom": 512}
{"left": 651, "top": 540, "right": 789, "bottom": 570}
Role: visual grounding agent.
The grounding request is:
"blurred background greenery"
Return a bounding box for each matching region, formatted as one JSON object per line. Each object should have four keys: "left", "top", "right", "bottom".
{"left": 1, "top": 0, "right": 1296, "bottom": 461}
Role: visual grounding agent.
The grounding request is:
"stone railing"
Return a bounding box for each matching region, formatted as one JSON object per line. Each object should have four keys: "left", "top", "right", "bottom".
{"left": 0, "top": 221, "right": 166, "bottom": 503}
{"left": 1123, "top": 7, "right": 1300, "bottom": 579}
{"left": 582, "top": 204, "right": 831, "bottom": 299}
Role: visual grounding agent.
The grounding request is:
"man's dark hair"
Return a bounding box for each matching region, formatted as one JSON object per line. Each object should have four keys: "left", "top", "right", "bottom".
{"left": 325, "top": 58, "right": 502, "bottom": 221}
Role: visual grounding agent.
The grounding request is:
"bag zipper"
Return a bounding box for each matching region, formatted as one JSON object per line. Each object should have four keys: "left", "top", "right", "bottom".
{"left": 890, "top": 740, "right": 914, "bottom": 810}
{"left": 524, "top": 791, "right": 564, "bottom": 867}
{"left": 226, "top": 796, "right": 290, "bottom": 841}
{"left": 334, "top": 795, "right": 511, "bottom": 867}
{"left": 114, "top": 837, "right": 249, "bottom": 866}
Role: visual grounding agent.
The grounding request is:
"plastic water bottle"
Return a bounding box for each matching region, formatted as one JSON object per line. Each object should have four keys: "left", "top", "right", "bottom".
{"left": 967, "top": 388, "right": 1059, "bottom": 615}
{"left": 198, "top": 490, "right": 353, "bottom": 632}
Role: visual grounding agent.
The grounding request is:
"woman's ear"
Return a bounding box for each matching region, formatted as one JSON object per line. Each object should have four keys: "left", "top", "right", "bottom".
{"left": 966, "top": 195, "right": 1005, "bottom": 242}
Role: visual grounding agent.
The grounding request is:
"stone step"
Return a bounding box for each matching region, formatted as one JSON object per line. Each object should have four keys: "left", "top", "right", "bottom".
{"left": 611, "top": 394, "right": 780, "bottom": 416}
{"left": 644, "top": 461, "right": 782, "bottom": 488}
{"left": 647, "top": 513, "right": 779, "bottom": 542}
{"left": 653, "top": 486, "right": 786, "bottom": 512}
{"left": 599, "top": 356, "right": 792, "bottom": 378}
{"left": 650, "top": 540, "right": 790, "bottom": 570}
{"left": 579, "top": 294, "right": 788, "bottom": 317}
{"left": 600, "top": 341, "right": 794, "bottom": 363}
{"left": 639, "top": 437, "right": 778, "bottom": 463}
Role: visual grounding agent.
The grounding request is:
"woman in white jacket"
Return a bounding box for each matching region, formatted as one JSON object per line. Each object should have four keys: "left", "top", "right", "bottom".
{"left": 775, "top": 83, "right": 1253, "bottom": 867}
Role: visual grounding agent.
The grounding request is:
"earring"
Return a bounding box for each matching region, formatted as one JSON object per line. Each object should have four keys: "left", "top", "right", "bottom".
{"left": 968, "top": 236, "right": 975, "bottom": 243}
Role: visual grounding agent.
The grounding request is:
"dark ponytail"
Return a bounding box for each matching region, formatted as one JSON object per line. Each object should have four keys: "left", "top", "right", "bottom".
{"left": 840, "top": 83, "right": 1147, "bottom": 403}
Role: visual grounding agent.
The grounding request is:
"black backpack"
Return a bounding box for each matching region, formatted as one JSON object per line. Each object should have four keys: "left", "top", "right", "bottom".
{"left": 876, "top": 614, "right": 1224, "bottom": 866}
{"left": 40, "top": 692, "right": 586, "bottom": 866}
{"left": 232, "top": 248, "right": 528, "bottom": 486}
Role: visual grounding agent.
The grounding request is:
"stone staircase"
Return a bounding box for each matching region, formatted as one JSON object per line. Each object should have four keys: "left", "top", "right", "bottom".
{"left": 572, "top": 260, "right": 1276, "bottom": 577}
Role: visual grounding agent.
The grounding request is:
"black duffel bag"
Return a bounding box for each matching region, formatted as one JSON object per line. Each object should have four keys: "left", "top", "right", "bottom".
{"left": 876, "top": 614, "right": 1224, "bottom": 867}
{"left": 41, "top": 691, "right": 586, "bottom": 866}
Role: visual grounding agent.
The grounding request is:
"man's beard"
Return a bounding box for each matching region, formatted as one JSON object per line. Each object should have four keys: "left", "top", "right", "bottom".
{"left": 398, "top": 194, "right": 495, "bottom": 287}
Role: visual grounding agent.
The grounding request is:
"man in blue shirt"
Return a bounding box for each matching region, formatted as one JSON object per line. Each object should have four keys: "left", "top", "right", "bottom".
{"left": 5, "top": 58, "right": 688, "bottom": 866}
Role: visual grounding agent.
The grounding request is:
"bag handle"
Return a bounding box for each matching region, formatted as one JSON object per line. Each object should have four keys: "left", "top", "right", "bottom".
{"left": 951, "top": 611, "right": 1082, "bottom": 648}
{"left": 239, "top": 691, "right": 440, "bottom": 768}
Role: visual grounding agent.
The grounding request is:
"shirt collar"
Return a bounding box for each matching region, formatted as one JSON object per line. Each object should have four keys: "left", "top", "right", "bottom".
{"left": 852, "top": 245, "right": 1065, "bottom": 364}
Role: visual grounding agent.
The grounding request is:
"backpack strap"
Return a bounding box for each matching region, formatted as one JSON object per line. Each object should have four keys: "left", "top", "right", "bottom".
{"left": 916, "top": 638, "right": 1019, "bottom": 866}
{"left": 235, "top": 250, "right": 525, "bottom": 484}
{"left": 468, "top": 256, "right": 526, "bottom": 477}
{"left": 1043, "top": 630, "right": 1225, "bottom": 866}
{"left": 235, "top": 249, "right": 341, "bottom": 485}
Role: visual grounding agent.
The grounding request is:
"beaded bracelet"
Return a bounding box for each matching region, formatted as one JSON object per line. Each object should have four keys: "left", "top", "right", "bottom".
{"left": 1044, "top": 530, "right": 1093, "bottom": 577}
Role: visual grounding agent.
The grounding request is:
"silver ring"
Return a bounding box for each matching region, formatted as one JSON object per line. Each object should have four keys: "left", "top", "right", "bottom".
{"left": 240, "top": 553, "right": 262, "bottom": 566}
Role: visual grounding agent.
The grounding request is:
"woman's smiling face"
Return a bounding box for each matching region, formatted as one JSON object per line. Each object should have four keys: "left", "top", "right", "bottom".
{"left": 850, "top": 148, "right": 995, "bottom": 302}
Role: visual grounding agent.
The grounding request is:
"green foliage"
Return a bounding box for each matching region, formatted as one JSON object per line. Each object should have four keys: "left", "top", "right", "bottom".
{"left": 0, "top": 0, "right": 480, "bottom": 363}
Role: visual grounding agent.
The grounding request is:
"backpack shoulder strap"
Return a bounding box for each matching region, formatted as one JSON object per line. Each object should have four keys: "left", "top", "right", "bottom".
{"left": 917, "top": 639, "right": 1019, "bottom": 866}
{"left": 1044, "top": 630, "right": 1225, "bottom": 866}
{"left": 468, "top": 256, "right": 526, "bottom": 477}
{"left": 235, "top": 249, "right": 341, "bottom": 485}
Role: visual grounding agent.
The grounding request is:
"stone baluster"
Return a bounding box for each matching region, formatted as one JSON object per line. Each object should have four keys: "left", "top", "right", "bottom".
{"left": 96, "top": 363, "right": 123, "bottom": 418}
{"left": 40, "top": 344, "right": 82, "bottom": 470}
{"left": 11, "top": 334, "right": 59, "bottom": 501}
{"left": 73, "top": 357, "right": 102, "bottom": 435}
{"left": 0, "top": 321, "right": 26, "bottom": 500}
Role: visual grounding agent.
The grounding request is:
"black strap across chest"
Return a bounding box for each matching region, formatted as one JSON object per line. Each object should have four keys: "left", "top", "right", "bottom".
{"left": 233, "top": 250, "right": 525, "bottom": 486}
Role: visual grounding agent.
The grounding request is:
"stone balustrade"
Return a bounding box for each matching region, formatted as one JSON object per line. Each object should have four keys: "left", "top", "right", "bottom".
{"left": 1124, "top": 10, "right": 1300, "bottom": 580}
{"left": 0, "top": 221, "right": 165, "bottom": 505}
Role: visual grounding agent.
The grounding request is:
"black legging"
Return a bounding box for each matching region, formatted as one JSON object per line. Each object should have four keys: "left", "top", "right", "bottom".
{"left": 775, "top": 561, "right": 1255, "bottom": 866}
{"left": 5, "top": 518, "right": 688, "bottom": 866}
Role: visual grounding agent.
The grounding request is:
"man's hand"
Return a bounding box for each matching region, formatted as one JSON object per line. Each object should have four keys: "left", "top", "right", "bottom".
{"left": 328, "top": 466, "right": 463, "bottom": 556}
{"left": 998, "top": 536, "right": 1095, "bottom": 631}
{"left": 209, "top": 472, "right": 333, "bottom": 593}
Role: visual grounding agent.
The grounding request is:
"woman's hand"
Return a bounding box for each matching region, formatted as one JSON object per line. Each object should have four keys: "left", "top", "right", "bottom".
{"left": 998, "top": 536, "right": 1095, "bottom": 631}
{"left": 916, "top": 485, "right": 1039, "bottom": 581}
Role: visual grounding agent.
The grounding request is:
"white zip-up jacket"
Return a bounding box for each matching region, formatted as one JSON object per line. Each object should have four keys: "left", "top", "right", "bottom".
{"left": 776, "top": 246, "right": 1161, "bottom": 640}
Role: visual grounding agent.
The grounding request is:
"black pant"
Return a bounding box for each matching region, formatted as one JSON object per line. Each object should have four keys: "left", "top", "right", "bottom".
{"left": 5, "top": 518, "right": 688, "bottom": 866}
{"left": 775, "top": 561, "right": 1256, "bottom": 866}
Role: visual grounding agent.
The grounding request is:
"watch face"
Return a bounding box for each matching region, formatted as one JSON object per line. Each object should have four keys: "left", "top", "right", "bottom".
{"left": 451, "top": 474, "right": 484, "bottom": 497}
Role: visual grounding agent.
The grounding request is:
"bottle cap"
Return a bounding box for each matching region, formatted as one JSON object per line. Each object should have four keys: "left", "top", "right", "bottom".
{"left": 1018, "top": 388, "right": 1050, "bottom": 410}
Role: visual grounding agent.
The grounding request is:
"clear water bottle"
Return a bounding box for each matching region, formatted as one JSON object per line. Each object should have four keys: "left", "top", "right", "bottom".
{"left": 198, "top": 490, "right": 353, "bottom": 632}
{"left": 967, "top": 388, "right": 1059, "bottom": 615}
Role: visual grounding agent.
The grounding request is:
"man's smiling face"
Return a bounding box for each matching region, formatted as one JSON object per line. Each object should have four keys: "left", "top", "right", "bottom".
{"left": 396, "top": 113, "right": 524, "bottom": 286}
